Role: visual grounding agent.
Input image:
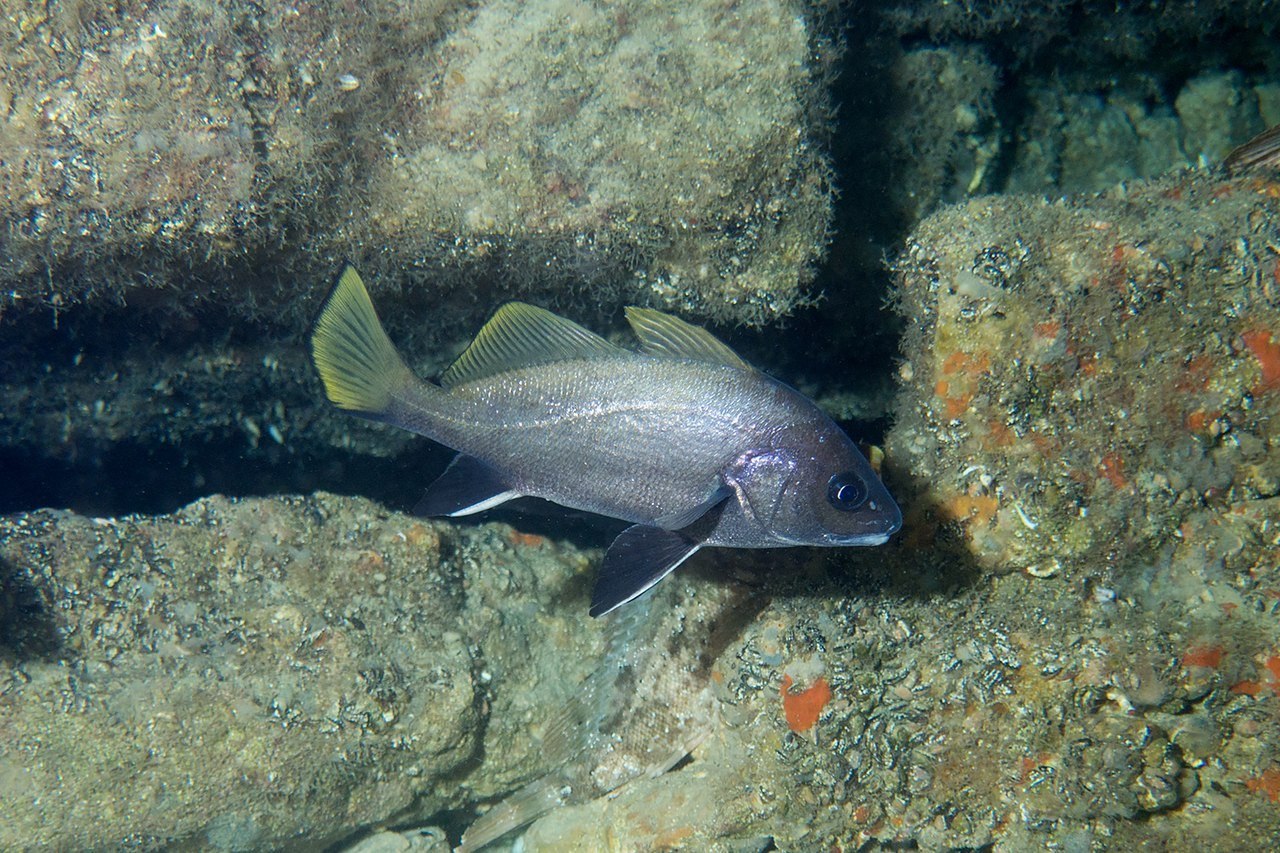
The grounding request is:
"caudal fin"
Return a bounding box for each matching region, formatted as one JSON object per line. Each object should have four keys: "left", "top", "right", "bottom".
{"left": 310, "top": 265, "right": 416, "bottom": 417}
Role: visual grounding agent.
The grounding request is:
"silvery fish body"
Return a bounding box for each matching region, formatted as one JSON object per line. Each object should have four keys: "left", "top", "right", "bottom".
{"left": 311, "top": 266, "right": 901, "bottom": 615}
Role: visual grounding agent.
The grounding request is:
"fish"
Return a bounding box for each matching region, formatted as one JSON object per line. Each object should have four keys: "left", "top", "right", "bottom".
{"left": 310, "top": 265, "right": 902, "bottom": 616}
{"left": 1224, "top": 122, "right": 1280, "bottom": 174}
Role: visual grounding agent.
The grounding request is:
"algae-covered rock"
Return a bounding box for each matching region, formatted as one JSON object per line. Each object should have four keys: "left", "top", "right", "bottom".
{"left": 0, "top": 0, "right": 835, "bottom": 329}
{"left": 452, "top": 170, "right": 1280, "bottom": 850}
{"left": 888, "top": 170, "right": 1280, "bottom": 580}
{"left": 1006, "top": 71, "right": 1272, "bottom": 194}
{"left": 885, "top": 46, "right": 1001, "bottom": 221}
{"left": 487, "top": 505, "right": 1280, "bottom": 851}
{"left": 0, "top": 493, "right": 602, "bottom": 849}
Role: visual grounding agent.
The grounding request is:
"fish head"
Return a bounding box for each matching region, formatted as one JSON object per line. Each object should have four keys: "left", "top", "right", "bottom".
{"left": 729, "top": 424, "right": 901, "bottom": 547}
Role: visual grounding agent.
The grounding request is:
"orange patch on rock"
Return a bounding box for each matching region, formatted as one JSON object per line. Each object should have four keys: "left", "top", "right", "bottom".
{"left": 354, "top": 550, "right": 385, "bottom": 574}
{"left": 403, "top": 523, "right": 437, "bottom": 548}
{"left": 652, "top": 826, "right": 695, "bottom": 848}
{"left": 1097, "top": 453, "right": 1127, "bottom": 489}
{"left": 1032, "top": 320, "right": 1062, "bottom": 339}
{"left": 1184, "top": 409, "right": 1220, "bottom": 432}
{"left": 944, "top": 494, "right": 1000, "bottom": 527}
{"left": 936, "top": 351, "right": 990, "bottom": 420}
{"left": 1181, "top": 645, "right": 1224, "bottom": 669}
{"left": 984, "top": 419, "right": 1015, "bottom": 448}
{"left": 507, "top": 530, "right": 547, "bottom": 548}
{"left": 941, "top": 350, "right": 992, "bottom": 377}
{"left": 1174, "top": 354, "right": 1215, "bottom": 392}
{"left": 1266, "top": 655, "right": 1280, "bottom": 682}
{"left": 1018, "top": 753, "right": 1056, "bottom": 784}
{"left": 943, "top": 393, "right": 974, "bottom": 419}
{"left": 1028, "top": 432, "right": 1061, "bottom": 456}
{"left": 1242, "top": 328, "right": 1280, "bottom": 392}
{"left": 781, "top": 674, "right": 832, "bottom": 733}
{"left": 1227, "top": 653, "right": 1280, "bottom": 697}
{"left": 1246, "top": 768, "right": 1280, "bottom": 803}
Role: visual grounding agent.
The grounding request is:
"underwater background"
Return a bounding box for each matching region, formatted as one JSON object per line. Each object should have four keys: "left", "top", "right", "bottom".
{"left": 2, "top": 0, "right": 1279, "bottom": 849}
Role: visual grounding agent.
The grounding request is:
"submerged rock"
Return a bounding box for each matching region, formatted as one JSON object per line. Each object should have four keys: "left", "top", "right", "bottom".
{"left": 0, "top": 0, "right": 835, "bottom": 329}
{"left": 889, "top": 169, "right": 1280, "bottom": 582}
{"left": 0, "top": 493, "right": 602, "bottom": 849}
{"left": 0, "top": 0, "right": 846, "bottom": 516}
{"left": 454, "top": 170, "right": 1280, "bottom": 849}
{"left": 6, "top": 160, "right": 1280, "bottom": 851}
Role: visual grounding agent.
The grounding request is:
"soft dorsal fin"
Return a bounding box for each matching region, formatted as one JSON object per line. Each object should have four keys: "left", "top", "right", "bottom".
{"left": 440, "top": 302, "right": 623, "bottom": 388}
{"left": 624, "top": 306, "right": 749, "bottom": 369}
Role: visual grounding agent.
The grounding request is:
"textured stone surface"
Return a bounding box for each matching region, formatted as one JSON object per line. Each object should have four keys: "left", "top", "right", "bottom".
{"left": 0, "top": 0, "right": 835, "bottom": 328}
{"left": 442, "top": 171, "right": 1280, "bottom": 850}
{"left": 0, "top": 493, "right": 602, "bottom": 849}
{"left": 888, "top": 170, "right": 1280, "bottom": 579}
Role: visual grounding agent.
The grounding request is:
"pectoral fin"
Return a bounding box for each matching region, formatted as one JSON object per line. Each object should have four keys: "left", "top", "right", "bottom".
{"left": 590, "top": 489, "right": 730, "bottom": 617}
{"left": 653, "top": 484, "right": 732, "bottom": 530}
{"left": 590, "top": 525, "right": 702, "bottom": 618}
{"left": 415, "top": 454, "right": 522, "bottom": 517}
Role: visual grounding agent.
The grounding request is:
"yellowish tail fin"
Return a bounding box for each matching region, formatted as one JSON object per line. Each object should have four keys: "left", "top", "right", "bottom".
{"left": 311, "top": 265, "right": 416, "bottom": 416}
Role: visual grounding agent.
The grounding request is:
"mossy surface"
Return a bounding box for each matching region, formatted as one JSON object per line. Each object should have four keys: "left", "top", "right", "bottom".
{"left": 0, "top": 0, "right": 837, "bottom": 330}
{"left": 889, "top": 170, "right": 1280, "bottom": 581}
{"left": 0, "top": 493, "right": 602, "bottom": 849}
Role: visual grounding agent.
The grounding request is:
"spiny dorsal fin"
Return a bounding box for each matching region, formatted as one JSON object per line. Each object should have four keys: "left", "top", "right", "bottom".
{"left": 440, "top": 302, "right": 622, "bottom": 389}
{"left": 624, "top": 306, "right": 749, "bottom": 369}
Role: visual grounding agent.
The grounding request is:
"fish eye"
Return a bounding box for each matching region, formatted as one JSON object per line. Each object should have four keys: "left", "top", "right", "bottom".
{"left": 827, "top": 472, "right": 869, "bottom": 511}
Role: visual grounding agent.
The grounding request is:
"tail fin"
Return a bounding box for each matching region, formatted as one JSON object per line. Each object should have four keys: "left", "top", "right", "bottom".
{"left": 311, "top": 265, "right": 416, "bottom": 417}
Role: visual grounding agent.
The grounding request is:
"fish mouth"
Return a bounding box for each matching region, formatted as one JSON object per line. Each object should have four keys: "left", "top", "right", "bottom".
{"left": 832, "top": 531, "right": 892, "bottom": 546}
{"left": 769, "top": 528, "right": 896, "bottom": 547}
{"left": 822, "top": 515, "right": 903, "bottom": 547}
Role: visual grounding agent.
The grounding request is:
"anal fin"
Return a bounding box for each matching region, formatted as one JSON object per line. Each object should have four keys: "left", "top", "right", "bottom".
{"left": 414, "top": 454, "right": 521, "bottom": 517}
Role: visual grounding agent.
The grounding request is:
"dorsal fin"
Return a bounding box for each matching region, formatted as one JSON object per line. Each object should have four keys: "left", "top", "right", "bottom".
{"left": 440, "top": 302, "right": 622, "bottom": 388}
{"left": 624, "top": 306, "right": 749, "bottom": 369}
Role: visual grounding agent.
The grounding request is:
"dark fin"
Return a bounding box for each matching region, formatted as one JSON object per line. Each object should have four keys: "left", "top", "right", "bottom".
{"left": 590, "top": 525, "right": 701, "bottom": 617}
{"left": 310, "top": 265, "right": 417, "bottom": 416}
{"left": 624, "top": 306, "right": 749, "bottom": 368}
{"left": 439, "top": 302, "right": 622, "bottom": 389}
{"left": 1224, "top": 123, "right": 1280, "bottom": 174}
{"left": 590, "top": 490, "right": 728, "bottom": 616}
{"left": 414, "top": 454, "right": 521, "bottom": 517}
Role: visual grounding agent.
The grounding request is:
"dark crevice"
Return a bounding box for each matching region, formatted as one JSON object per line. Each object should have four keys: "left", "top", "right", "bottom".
{"left": 0, "top": 440, "right": 452, "bottom": 519}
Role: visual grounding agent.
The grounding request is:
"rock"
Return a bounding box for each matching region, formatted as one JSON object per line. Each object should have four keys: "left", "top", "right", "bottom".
{"left": 1176, "top": 71, "right": 1266, "bottom": 164}
{"left": 887, "top": 170, "right": 1280, "bottom": 580}
{"left": 0, "top": 493, "right": 601, "bottom": 849}
{"left": 0, "top": 0, "right": 845, "bottom": 513}
{"left": 0, "top": 0, "right": 835, "bottom": 329}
